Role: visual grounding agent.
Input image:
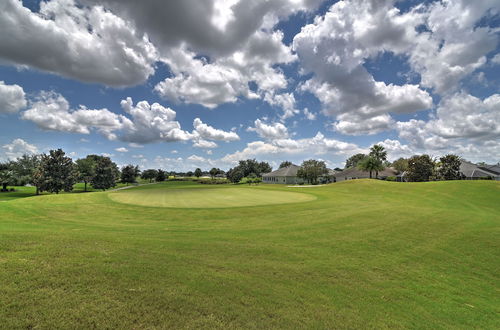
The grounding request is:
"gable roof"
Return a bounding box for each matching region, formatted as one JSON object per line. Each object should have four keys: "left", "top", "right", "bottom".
{"left": 333, "top": 167, "right": 397, "bottom": 178}
{"left": 460, "top": 160, "right": 500, "bottom": 177}
{"left": 262, "top": 165, "right": 301, "bottom": 177}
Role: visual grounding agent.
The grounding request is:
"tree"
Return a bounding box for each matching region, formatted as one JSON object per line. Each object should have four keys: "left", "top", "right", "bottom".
{"left": 438, "top": 154, "right": 461, "bottom": 180}
{"left": 209, "top": 167, "right": 221, "bottom": 179}
{"left": 194, "top": 168, "right": 203, "bottom": 178}
{"left": 10, "top": 154, "right": 42, "bottom": 190}
{"left": 392, "top": 157, "right": 409, "bottom": 174}
{"left": 38, "top": 149, "right": 76, "bottom": 194}
{"left": 258, "top": 161, "right": 272, "bottom": 174}
{"left": 297, "top": 159, "right": 328, "bottom": 184}
{"left": 0, "top": 163, "right": 14, "bottom": 192}
{"left": 75, "top": 157, "right": 96, "bottom": 192}
{"left": 226, "top": 167, "right": 244, "bottom": 183}
{"left": 141, "top": 169, "right": 158, "bottom": 183}
{"left": 406, "top": 155, "right": 435, "bottom": 182}
{"left": 156, "top": 169, "right": 167, "bottom": 182}
{"left": 369, "top": 144, "right": 387, "bottom": 178}
{"left": 357, "top": 156, "right": 384, "bottom": 179}
{"left": 186, "top": 171, "right": 193, "bottom": 177}
{"left": 121, "top": 164, "right": 138, "bottom": 185}
{"left": 279, "top": 161, "right": 293, "bottom": 168}
{"left": 345, "top": 153, "right": 367, "bottom": 169}
{"left": 91, "top": 156, "right": 118, "bottom": 190}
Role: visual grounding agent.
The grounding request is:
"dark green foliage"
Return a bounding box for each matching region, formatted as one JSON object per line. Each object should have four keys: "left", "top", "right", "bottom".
{"left": 156, "top": 169, "right": 167, "bottom": 182}
{"left": 194, "top": 168, "right": 203, "bottom": 178}
{"left": 279, "top": 161, "right": 293, "bottom": 168}
{"left": 209, "top": 167, "right": 222, "bottom": 179}
{"left": 232, "top": 159, "right": 272, "bottom": 178}
{"left": 38, "top": 149, "right": 76, "bottom": 194}
{"left": 186, "top": 171, "right": 193, "bottom": 177}
{"left": 91, "top": 156, "right": 118, "bottom": 191}
{"left": 0, "top": 162, "right": 14, "bottom": 191}
{"left": 141, "top": 169, "right": 158, "bottom": 183}
{"left": 392, "top": 157, "right": 409, "bottom": 174}
{"left": 75, "top": 157, "right": 96, "bottom": 192}
{"left": 345, "top": 153, "right": 367, "bottom": 169}
{"left": 438, "top": 154, "right": 462, "bottom": 180}
{"left": 407, "top": 155, "right": 435, "bottom": 182}
{"left": 121, "top": 165, "right": 138, "bottom": 184}
{"left": 10, "top": 154, "right": 41, "bottom": 188}
{"left": 357, "top": 156, "right": 384, "bottom": 179}
{"left": 226, "top": 168, "right": 244, "bottom": 183}
{"left": 369, "top": 144, "right": 387, "bottom": 178}
{"left": 297, "top": 159, "right": 328, "bottom": 184}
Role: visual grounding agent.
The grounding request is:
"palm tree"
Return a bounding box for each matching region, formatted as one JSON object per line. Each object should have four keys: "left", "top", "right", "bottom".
{"left": 358, "top": 156, "right": 384, "bottom": 179}
{"left": 369, "top": 144, "right": 387, "bottom": 178}
{"left": 0, "top": 169, "right": 13, "bottom": 192}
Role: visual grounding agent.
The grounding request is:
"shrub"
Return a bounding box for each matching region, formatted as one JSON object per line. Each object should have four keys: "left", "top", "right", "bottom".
{"left": 385, "top": 176, "right": 396, "bottom": 181}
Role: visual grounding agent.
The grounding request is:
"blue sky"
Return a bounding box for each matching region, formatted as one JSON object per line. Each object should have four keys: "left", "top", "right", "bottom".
{"left": 0, "top": 0, "right": 499, "bottom": 171}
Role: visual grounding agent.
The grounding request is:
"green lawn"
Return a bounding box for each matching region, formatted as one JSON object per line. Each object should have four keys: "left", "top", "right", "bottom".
{"left": 108, "top": 183, "right": 316, "bottom": 208}
{"left": 0, "top": 180, "right": 498, "bottom": 328}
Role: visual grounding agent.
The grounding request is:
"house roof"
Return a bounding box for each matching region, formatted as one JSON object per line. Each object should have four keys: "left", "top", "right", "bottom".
{"left": 333, "top": 167, "right": 397, "bottom": 178}
{"left": 262, "top": 165, "right": 301, "bottom": 177}
{"left": 460, "top": 160, "right": 500, "bottom": 177}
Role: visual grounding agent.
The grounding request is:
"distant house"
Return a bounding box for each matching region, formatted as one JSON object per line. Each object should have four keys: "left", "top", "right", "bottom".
{"left": 460, "top": 161, "right": 500, "bottom": 180}
{"left": 333, "top": 167, "right": 397, "bottom": 182}
{"left": 262, "top": 165, "right": 336, "bottom": 184}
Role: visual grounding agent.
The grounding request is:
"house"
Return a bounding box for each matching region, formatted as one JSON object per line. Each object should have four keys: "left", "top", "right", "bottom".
{"left": 262, "top": 165, "right": 337, "bottom": 184}
{"left": 333, "top": 167, "right": 397, "bottom": 182}
{"left": 262, "top": 165, "right": 304, "bottom": 184}
{"left": 460, "top": 161, "right": 500, "bottom": 180}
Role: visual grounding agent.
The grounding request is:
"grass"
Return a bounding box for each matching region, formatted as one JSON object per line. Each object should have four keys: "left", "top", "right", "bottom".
{"left": 0, "top": 180, "right": 499, "bottom": 328}
{"left": 108, "top": 183, "right": 316, "bottom": 208}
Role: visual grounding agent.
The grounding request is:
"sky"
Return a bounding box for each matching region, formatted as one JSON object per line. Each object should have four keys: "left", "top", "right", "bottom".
{"left": 0, "top": 0, "right": 499, "bottom": 171}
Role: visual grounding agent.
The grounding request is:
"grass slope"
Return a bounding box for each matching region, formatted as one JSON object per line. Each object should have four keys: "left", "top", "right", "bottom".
{"left": 108, "top": 183, "right": 316, "bottom": 208}
{"left": 0, "top": 180, "right": 499, "bottom": 328}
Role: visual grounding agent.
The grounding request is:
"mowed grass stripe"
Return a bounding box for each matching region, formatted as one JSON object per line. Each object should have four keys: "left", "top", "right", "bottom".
{"left": 108, "top": 186, "right": 316, "bottom": 208}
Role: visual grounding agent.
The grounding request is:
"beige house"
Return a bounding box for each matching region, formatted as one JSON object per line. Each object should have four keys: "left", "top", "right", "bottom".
{"left": 262, "top": 165, "right": 305, "bottom": 184}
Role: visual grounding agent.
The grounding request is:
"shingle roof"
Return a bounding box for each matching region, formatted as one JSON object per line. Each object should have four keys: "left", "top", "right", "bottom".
{"left": 460, "top": 160, "right": 500, "bottom": 177}
{"left": 333, "top": 167, "right": 397, "bottom": 178}
{"left": 262, "top": 165, "right": 301, "bottom": 177}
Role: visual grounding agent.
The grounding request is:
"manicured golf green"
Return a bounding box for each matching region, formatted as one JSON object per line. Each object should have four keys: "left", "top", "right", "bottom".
{"left": 0, "top": 180, "right": 499, "bottom": 328}
{"left": 109, "top": 185, "right": 316, "bottom": 208}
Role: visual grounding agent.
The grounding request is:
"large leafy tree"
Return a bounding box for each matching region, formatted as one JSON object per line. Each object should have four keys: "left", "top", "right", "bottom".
{"left": 91, "top": 156, "right": 118, "bottom": 190}
{"left": 121, "top": 164, "right": 138, "bottom": 185}
{"left": 10, "top": 154, "right": 42, "bottom": 189}
{"left": 369, "top": 144, "right": 387, "bottom": 178}
{"left": 141, "top": 169, "right": 158, "bottom": 183}
{"left": 236, "top": 159, "right": 272, "bottom": 177}
{"left": 38, "top": 149, "right": 76, "bottom": 194}
{"left": 279, "top": 161, "right": 293, "bottom": 168}
{"left": 392, "top": 157, "right": 409, "bottom": 174}
{"left": 345, "top": 153, "right": 367, "bottom": 169}
{"left": 209, "top": 167, "right": 221, "bottom": 179}
{"left": 75, "top": 157, "right": 96, "bottom": 192}
{"left": 297, "top": 159, "right": 328, "bottom": 184}
{"left": 407, "top": 155, "right": 435, "bottom": 182}
{"left": 226, "top": 167, "right": 244, "bottom": 183}
{"left": 156, "top": 169, "right": 167, "bottom": 182}
{"left": 194, "top": 168, "right": 203, "bottom": 178}
{"left": 358, "top": 156, "right": 384, "bottom": 179}
{"left": 0, "top": 163, "right": 14, "bottom": 191}
{"left": 438, "top": 154, "right": 462, "bottom": 180}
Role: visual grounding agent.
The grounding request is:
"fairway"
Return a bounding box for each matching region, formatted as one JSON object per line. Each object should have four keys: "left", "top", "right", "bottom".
{"left": 1, "top": 180, "right": 499, "bottom": 328}
{"left": 108, "top": 184, "right": 316, "bottom": 208}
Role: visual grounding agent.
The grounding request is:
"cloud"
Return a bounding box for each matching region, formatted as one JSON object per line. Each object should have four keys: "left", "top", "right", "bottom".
{"left": 2, "top": 138, "right": 38, "bottom": 160}
{"left": 293, "top": 0, "right": 433, "bottom": 134}
{"left": 192, "top": 118, "right": 239, "bottom": 141}
{"left": 115, "top": 147, "right": 129, "bottom": 153}
{"left": 0, "top": 0, "right": 157, "bottom": 86}
{"left": 22, "top": 91, "right": 125, "bottom": 139}
{"left": 192, "top": 139, "right": 218, "bottom": 149}
{"left": 247, "top": 119, "right": 289, "bottom": 140}
{"left": 303, "top": 108, "right": 316, "bottom": 121}
{"left": 0, "top": 81, "right": 27, "bottom": 114}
